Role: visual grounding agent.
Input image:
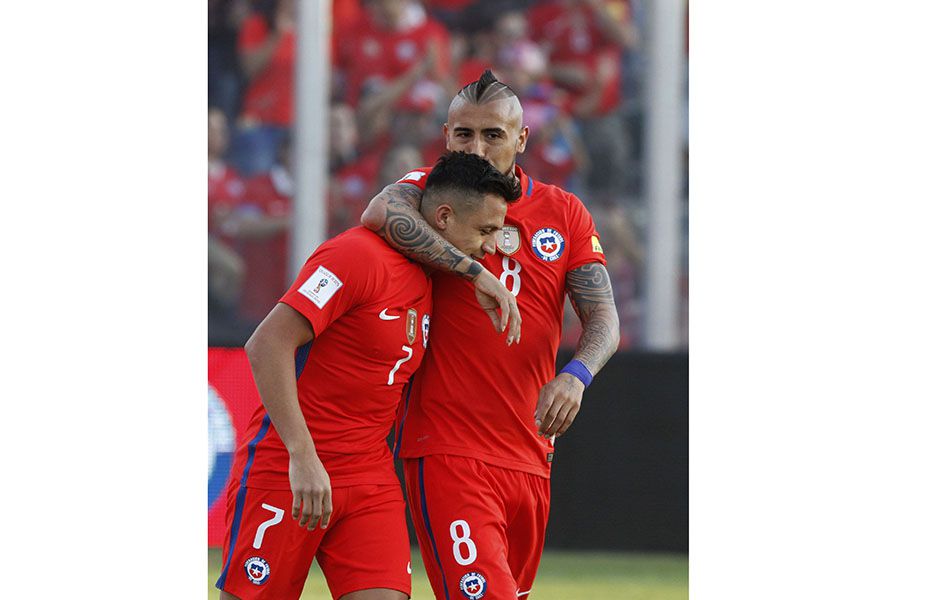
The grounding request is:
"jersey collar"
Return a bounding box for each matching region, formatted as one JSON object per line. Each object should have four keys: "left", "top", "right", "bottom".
{"left": 514, "top": 165, "right": 534, "bottom": 200}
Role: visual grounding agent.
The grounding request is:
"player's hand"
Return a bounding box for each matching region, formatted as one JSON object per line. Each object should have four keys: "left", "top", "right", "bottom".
{"left": 535, "top": 373, "right": 584, "bottom": 438}
{"left": 288, "top": 451, "right": 333, "bottom": 531}
{"left": 472, "top": 268, "right": 521, "bottom": 345}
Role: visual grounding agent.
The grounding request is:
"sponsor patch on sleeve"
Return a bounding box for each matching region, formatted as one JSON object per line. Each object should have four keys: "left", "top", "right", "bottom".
{"left": 591, "top": 235, "right": 604, "bottom": 254}
{"left": 297, "top": 266, "right": 344, "bottom": 309}
{"left": 396, "top": 170, "right": 426, "bottom": 183}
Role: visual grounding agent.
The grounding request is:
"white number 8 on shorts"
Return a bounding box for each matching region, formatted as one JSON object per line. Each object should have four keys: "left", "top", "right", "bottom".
{"left": 450, "top": 519, "right": 477, "bottom": 566}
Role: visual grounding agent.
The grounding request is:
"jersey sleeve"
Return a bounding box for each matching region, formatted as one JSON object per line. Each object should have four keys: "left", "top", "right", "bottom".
{"left": 394, "top": 167, "right": 432, "bottom": 191}
{"left": 279, "top": 237, "right": 383, "bottom": 337}
{"left": 565, "top": 194, "right": 608, "bottom": 272}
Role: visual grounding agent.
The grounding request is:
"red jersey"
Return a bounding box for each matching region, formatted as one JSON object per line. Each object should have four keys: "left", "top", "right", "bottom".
{"left": 328, "top": 152, "right": 380, "bottom": 237}
{"left": 238, "top": 15, "right": 295, "bottom": 126}
{"left": 395, "top": 166, "right": 606, "bottom": 477}
{"left": 231, "top": 227, "right": 433, "bottom": 490}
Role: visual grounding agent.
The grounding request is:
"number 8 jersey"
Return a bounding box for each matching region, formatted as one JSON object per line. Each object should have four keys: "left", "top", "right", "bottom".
{"left": 230, "top": 226, "right": 432, "bottom": 490}
{"left": 394, "top": 165, "right": 607, "bottom": 478}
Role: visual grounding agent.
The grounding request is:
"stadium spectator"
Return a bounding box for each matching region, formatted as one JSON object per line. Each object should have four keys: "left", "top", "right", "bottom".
{"left": 208, "top": 238, "right": 250, "bottom": 345}
{"left": 208, "top": 0, "right": 249, "bottom": 124}
{"left": 231, "top": 0, "right": 296, "bottom": 176}
{"left": 336, "top": 0, "right": 454, "bottom": 115}
{"left": 389, "top": 97, "right": 448, "bottom": 165}
{"left": 529, "top": 0, "right": 640, "bottom": 204}
{"left": 328, "top": 103, "right": 381, "bottom": 236}
{"left": 421, "top": 0, "right": 476, "bottom": 30}
{"left": 332, "top": 0, "right": 364, "bottom": 35}
{"left": 208, "top": 107, "right": 251, "bottom": 344}
{"left": 454, "top": 7, "right": 541, "bottom": 87}
{"left": 209, "top": 108, "right": 246, "bottom": 245}
{"left": 377, "top": 144, "right": 424, "bottom": 191}
{"left": 519, "top": 98, "right": 588, "bottom": 191}
{"left": 431, "top": 0, "right": 536, "bottom": 34}
{"left": 233, "top": 133, "right": 294, "bottom": 326}
{"left": 488, "top": 11, "right": 589, "bottom": 191}
{"left": 216, "top": 152, "right": 520, "bottom": 600}
{"left": 331, "top": 0, "right": 365, "bottom": 100}
{"left": 361, "top": 70, "right": 620, "bottom": 599}
{"left": 351, "top": 45, "right": 445, "bottom": 164}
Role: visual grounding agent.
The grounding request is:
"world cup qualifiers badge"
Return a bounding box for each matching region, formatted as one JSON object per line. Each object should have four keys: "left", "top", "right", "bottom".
{"left": 459, "top": 571, "right": 488, "bottom": 599}
{"left": 531, "top": 227, "right": 565, "bottom": 262}
{"left": 244, "top": 557, "right": 270, "bottom": 585}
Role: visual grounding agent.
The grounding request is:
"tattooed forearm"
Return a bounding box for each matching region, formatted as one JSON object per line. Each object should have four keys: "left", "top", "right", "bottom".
{"left": 367, "top": 183, "right": 424, "bottom": 233}
{"left": 566, "top": 263, "right": 621, "bottom": 374}
{"left": 378, "top": 192, "right": 480, "bottom": 279}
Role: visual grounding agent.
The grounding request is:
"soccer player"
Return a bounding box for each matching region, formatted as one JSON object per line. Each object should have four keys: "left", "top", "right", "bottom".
{"left": 216, "top": 152, "right": 522, "bottom": 600}
{"left": 361, "top": 70, "right": 621, "bottom": 599}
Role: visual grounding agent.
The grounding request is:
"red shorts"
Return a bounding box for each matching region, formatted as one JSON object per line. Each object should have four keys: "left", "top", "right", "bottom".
{"left": 403, "top": 455, "right": 550, "bottom": 600}
{"left": 216, "top": 482, "right": 411, "bottom": 599}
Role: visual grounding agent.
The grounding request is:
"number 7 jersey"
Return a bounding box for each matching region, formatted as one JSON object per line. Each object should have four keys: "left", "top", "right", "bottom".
{"left": 394, "top": 165, "right": 607, "bottom": 477}
{"left": 230, "top": 226, "right": 432, "bottom": 490}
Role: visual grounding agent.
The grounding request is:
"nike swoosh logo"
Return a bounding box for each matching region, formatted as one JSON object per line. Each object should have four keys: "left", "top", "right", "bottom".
{"left": 517, "top": 591, "right": 531, "bottom": 597}
{"left": 379, "top": 309, "right": 400, "bottom": 320}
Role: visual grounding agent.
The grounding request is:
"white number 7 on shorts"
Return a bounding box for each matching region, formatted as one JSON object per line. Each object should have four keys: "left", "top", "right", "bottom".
{"left": 253, "top": 503, "right": 284, "bottom": 549}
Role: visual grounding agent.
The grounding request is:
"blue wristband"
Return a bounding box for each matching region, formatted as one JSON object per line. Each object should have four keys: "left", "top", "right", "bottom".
{"left": 560, "top": 359, "right": 593, "bottom": 388}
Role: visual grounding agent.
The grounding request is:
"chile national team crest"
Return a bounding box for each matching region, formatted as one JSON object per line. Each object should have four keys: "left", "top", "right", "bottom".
{"left": 459, "top": 571, "right": 488, "bottom": 599}
{"left": 421, "top": 314, "right": 430, "bottom": 348}
{"left": 244, "top": 556, "right": 270, "bottom": 585}
{"left": 531, "top": 227, "right": 565, "bottom": 262}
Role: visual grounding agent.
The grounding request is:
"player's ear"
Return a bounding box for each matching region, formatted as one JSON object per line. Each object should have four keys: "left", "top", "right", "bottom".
{"left": 443, "top": 123, "right": 451, "bottom": 150}
{"left": 434, "top": 204, "right": 453, "bottom": 230}
{"left": 517, "top": 125, "right": 529, "bottom": 153}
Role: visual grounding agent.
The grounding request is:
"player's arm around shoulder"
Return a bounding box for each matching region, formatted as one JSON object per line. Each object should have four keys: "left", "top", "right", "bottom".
{"left": 362, "top": 180, "right": 481, "bottom": 279}
{"left": 360, "top": 180, "right": 522, "bottom": 342}
{"left": 245, "top": 306, "right": 333, "bottom": 531}
{"left": 536, "top": 262, "right": 620, "bottom": 437}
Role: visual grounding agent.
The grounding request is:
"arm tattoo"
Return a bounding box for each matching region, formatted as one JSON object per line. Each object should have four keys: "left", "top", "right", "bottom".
{"left": 566, "top": 263, "right": 621, "bottom": 375}
{"left": 375, "top": 184, "right": 480, "bottom": 279}
{"left": 371, "top": 183, "right": 424, "bottom": 217}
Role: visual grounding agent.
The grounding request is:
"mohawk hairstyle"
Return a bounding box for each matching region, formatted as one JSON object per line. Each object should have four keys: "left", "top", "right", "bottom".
{"left": 456, "top": 69, "right": 517, "bottom": 105}
{"left": 425, "top": 151, "right": 522, "bottom": 205}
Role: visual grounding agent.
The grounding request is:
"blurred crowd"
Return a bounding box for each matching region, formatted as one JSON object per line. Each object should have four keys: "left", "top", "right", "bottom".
{"left": 208, "top": 0, "right": 688, "bottom": 349}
